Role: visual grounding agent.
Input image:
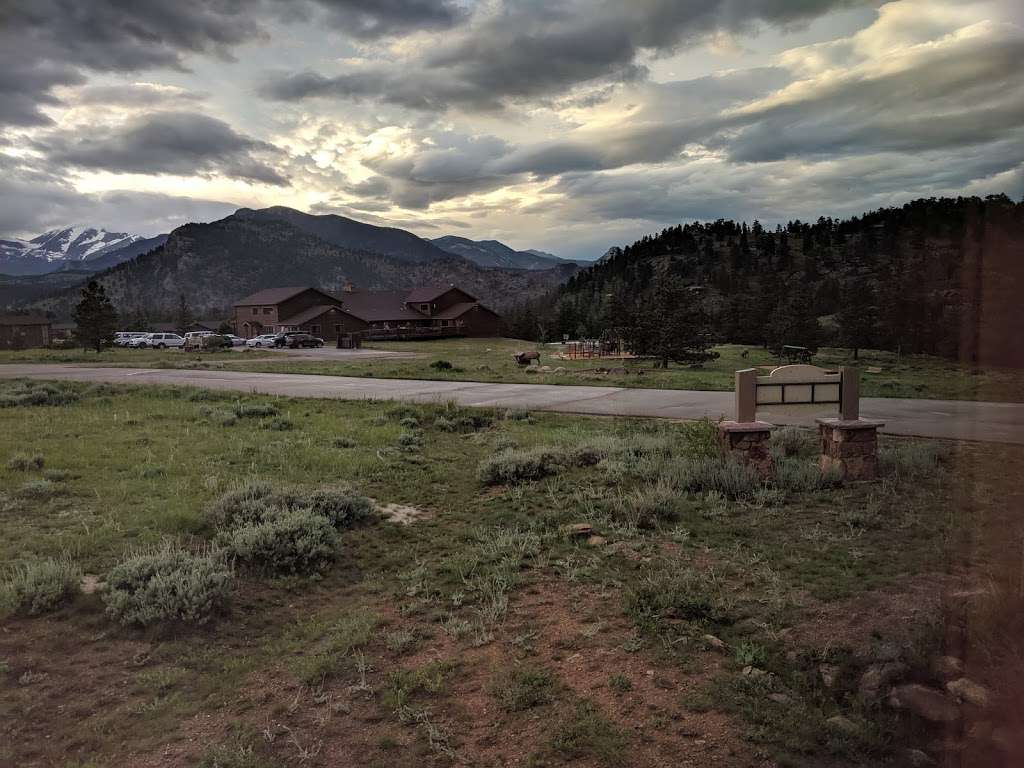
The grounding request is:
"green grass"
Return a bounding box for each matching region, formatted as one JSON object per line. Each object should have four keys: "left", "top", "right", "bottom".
{"left": 0, "top": 377, "right": 1015, "bottom": 767}
{"left": 0, "top": 346, "right": 274, "bottom": 366}
{"left": 215, "top": 338, "right": 1024, "bottom": 402}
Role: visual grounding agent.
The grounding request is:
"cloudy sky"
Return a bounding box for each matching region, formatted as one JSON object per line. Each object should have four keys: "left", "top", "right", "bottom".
{"left": 2, "top": 0, "right": 1022, "bottom": 259}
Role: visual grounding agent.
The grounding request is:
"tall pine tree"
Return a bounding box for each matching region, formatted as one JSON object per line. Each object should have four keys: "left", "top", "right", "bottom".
{"left": 72, "top": 281, "right": 118, "bottom": 353}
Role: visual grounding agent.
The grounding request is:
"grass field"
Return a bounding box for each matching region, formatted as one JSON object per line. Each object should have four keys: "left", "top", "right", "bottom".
{"left": 1, "top": 377, "right": 1021, "bottom": 766}
{"left": 225, "top": 339, "right": 1024, "bottom": 402}
{"left": 2, "top": 339, "right": 1022, "bottom": 402}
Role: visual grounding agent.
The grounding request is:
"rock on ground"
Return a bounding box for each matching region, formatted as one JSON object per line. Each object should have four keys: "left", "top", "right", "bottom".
{"left": 888, "top": 684, "right": 961, "bottom": 723}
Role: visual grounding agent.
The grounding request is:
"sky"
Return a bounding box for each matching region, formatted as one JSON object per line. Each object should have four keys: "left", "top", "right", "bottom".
{"left": 1, "top": 0, "right": 1022, "bottom": 260}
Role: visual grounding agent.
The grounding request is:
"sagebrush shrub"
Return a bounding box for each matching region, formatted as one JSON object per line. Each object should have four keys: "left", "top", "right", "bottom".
{"left": 233, "top": 403, "right": 280, "bottom": 419}
{"left": 303, "top": 488, "right": 374, "bottom": 528}
{"left": 770, "top": 426, "right": 814, "bottom": 460}
{"left": 0, "top": 382, "right": 79, "bottom": 408}
{"left": 478, "top": 447, "right": 561, "bottom": 485}
{"left": 1, "top": 556, "right": 81, "bottom": 615}
{"left": 197, "top": 405, "right": 237, "bottom": 426}
{"left": 207, "top": 481, "right": 279, "bottom": 528}
{"left": 607, "top": 482, "right": 680, "bottom": 528}
{"left": 104, "top": 545, "right": 233, "bottom": 627}
{"left": 220, "top": 508, "right": 340, "bottom": 574}
{"left": 772, "top": 457, "right": 843, "bottom": 492}
{"left": 261, "top": 417, "right": 293, "bottom": 431}
{"left": 17, "top": 479, "right": 64, "bottom": 500}
{"left": 7, "top": 452, "right": 44, "bottom": 471}
{"left": 879, "top": 441, "right": 944, "bottom": 478}
{"left": 672, "top": 457, "right": 760, "bottom": 499}
{"left": 492, "top": 666, "right": 555, "bottom": 711}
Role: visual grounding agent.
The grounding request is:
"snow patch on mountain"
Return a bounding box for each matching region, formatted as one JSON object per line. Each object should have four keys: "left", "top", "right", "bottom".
{"left": 1, "top": 225, "right": 147, "bottom": 275}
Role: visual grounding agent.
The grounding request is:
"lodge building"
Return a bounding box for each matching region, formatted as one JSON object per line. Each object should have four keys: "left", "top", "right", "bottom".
{"left": 233, "top": 283, "right": 501, "bottom": 343}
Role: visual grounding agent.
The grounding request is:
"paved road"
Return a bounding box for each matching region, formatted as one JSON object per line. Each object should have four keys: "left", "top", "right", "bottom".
{"left": 2, "top": 364, "right": 1022, "bottom": 444}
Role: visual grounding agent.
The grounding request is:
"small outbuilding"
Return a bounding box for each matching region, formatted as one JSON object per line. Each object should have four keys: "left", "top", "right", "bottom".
{"left": 0, "top": 313, "right": 52, "bottom": 349}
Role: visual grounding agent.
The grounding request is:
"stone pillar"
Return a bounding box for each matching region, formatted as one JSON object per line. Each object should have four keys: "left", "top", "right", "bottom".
{"left": 816, "top": 418, "right": 885, "bottom": 481}
{"left": 718, "top": 421, "right": 773, "bottom": 477}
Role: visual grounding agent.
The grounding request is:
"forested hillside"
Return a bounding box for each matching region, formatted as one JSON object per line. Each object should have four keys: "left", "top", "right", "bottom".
{"left": 32, "top": 214, "right": 576, "bottom": 320}
{"left": 508, "top": 196, "right": 1024, "bottom": 365}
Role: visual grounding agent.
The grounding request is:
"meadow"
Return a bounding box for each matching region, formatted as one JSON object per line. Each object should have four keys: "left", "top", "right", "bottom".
{"left": 1, "top": 377, "right": 1021, "bottom": 766}
{"left": 222, "top": 340, "right": 1024, "bottom": 403}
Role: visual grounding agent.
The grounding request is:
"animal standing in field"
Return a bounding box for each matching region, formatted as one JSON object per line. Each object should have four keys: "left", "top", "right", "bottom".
{"left": 514, "top": 351, "right": 540, "bottom": 366}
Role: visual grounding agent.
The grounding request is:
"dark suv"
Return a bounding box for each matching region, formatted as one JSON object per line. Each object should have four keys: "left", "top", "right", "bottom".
{"left": 273, "top": 332, "right": 324, "bottom": 349}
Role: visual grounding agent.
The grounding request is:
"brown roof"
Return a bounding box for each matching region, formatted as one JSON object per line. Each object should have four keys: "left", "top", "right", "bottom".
{"left": 339, "top": 290, "right": 428, "bottom": 323}
{"left": 433, "top": 302, "right": 482, "bottom": 320}
{"left": 0, "top": 313, "right": 50, "bottom": 326}
{"left": 405, "top": 286, "right": 460, "bottom": 303}
{"left": 279, "top": 304, "right": 341, "bottom": 326}
{"left": 234, "top": 287, "right": 317, "bottom": 306}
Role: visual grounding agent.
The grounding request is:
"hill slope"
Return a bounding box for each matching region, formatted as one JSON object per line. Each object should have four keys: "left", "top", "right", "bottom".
{"left": 431, "top": 235, "right": 571, "bottom": 270}
{"left": 519, "top": 196, "right": 1024, "bottom": 365}
{"left": 234, "top": 206, "right": 451, "bottom": 263}
{"left": 33, "top": 213, "right": 577, "bottom": 318}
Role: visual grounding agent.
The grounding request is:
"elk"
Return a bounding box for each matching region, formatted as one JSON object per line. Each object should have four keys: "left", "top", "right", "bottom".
{"left": 513, "top": 351, "right": 540, "bottom": 366}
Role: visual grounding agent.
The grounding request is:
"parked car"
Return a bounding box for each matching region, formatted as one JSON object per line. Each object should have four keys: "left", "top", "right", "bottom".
{"left": 184, "top": 332, "right": 231, "bottom": 351}
{"left": 274, "top": 332, "right": 324, "bottom": 348}
{"left": 223, "top": 335, "right": 246, "bottom": 347}
{"left": 130, "top": 332, "right": 184, "bottom": 349}
{"left": 113, "top": 332, "right": 147, "bottom": 346}
{"left": 246, "top": 334, "right": 279, "bottom": 348}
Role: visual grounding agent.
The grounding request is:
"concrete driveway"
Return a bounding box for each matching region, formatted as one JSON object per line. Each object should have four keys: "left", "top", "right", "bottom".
{"left": 2, "top": 364, "right": 1022, "bottom": 444}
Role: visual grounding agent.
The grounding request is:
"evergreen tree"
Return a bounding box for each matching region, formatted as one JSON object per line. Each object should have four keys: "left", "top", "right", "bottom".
{"left": 633, "top": 271, "right": 717, "bottom": 368}
{"left": 837, "top": 275, "right": 878, "bottom": 359}
{"left": 176, "top": 293, "right": 193, "bottom": 334}
{"left": 72, "top": 280, "right": 118, "bottom": 353}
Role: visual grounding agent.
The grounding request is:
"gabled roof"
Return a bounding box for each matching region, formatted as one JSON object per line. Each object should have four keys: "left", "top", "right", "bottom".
{"left": 433, "top": 301, "right": 484, "bottom": 319}
{"left": 279, "top": 304, "right": 343, "bottom": 326}
{"left": 339, "top": 290, "right": 429, "bottom": 322}
{"left": 0, "top": 313, "right": 50, "bottom": 326}
{"left": 234, "top": 286, "right": 340, "bottom": 307}
{"left": 405, "top": 285, "right": 467, "bottom": 303}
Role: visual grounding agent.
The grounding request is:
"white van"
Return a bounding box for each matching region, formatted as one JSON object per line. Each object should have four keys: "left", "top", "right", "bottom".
{"left": 130, "top": 333, "right": 184, "bottom": 349}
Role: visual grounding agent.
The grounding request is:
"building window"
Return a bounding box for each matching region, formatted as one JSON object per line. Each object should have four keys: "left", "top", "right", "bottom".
{"left": 419, "top": 303, "right": 430, "bottom": 313}
{"left": 251, "top": 307, "right": 258, "bottom": 315}
{"left": 334, "top": 324, "right": 342, "bottom": 334}
{"left": 263, "top": 307, "right": 273, "bottom": 314}
{"left": 311, "top": 324, "right": 321, "bottom": 334}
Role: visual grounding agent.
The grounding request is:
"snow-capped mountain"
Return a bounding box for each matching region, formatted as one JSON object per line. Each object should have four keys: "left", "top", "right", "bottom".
{"left": 0, "top": 226, "right": 152, "bottom": 276}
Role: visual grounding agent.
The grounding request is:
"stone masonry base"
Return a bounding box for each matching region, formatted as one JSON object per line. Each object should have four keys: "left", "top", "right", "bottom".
{"left": 718, "top": 421, "right": 773, "bottom": 477}
{"left": 816, "top": 418, "right": 885, "bottom": 481}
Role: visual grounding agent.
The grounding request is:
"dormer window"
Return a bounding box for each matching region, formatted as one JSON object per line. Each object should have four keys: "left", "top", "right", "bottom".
{"left": 419, "top": 303, "right": 430, "bottom": 313}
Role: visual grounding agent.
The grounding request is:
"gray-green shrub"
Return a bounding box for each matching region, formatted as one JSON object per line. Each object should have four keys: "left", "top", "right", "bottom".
{"left": 234, "top": 402, "right": 280, "bottom": 419}
{"left": 1, "top": 556, "right": 81, "bottom": 615}
{"left": 303, "top": 487, "right": 374, "bottom": 528}
{"left": 879, "top": 441, "right": 945, "bottom": 478}
{"left": 17, "top": 479, "right": 64, "bottom": 500}
{"left": 770, "top": 426, "right": 814, "bottom": 459}
{"left": 672, "top": 457, "right": 760, "bottom": 499}
{"left": 772, "top": 457, "right": 842, "bottom": 492}
{"left": 607, "top": 481, "right": 680, "bottom": 528}
{"left": 220, "top": 508, "right": 340, "bottom": 574}
{"left": 104, "top": 545, "right": 233, "bottom": 627}
{"left": 478, "top": 447, "right": 561, "bottom": 485}
{"left": 0, "top": 381, "right": 79, "bottom": 408}
{"left": 7, "top": 452, "right": 44, "bottom": 471}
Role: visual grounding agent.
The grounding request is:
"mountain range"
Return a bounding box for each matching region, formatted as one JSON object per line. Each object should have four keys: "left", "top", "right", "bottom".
{"left": 0, "top": 226, "right": 167, "bottom": 276}
{"left": 430, "top": 236, "right": 577, "bottom": 270}
{"left": 27, "top": 208, "right": 578, "bottom": 318}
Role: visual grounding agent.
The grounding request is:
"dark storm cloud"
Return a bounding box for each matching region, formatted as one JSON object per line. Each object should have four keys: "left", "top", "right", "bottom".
{"left": 0, "top": 0, "right": 263, "bottom": 126}
{"left": 723, "top": 31, "right": 1024, "bottom": 161}
{"left": 261, "top": 0, "right": 867, "bottom": 111}
{"left": 0, "top": 0, "right": 471, "bottom": 127}
{"left": 0, "top": 154, "right": 237, "bottom": 237}
{"left": 309, "top": 0, "right": 469, "bottom": 38}
{"left": 36, "top": 112, "right": 288, "bottom": 186}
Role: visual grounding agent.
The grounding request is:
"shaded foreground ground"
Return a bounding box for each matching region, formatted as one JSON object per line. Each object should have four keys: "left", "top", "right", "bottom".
{"left": 3, "top": 340, "right": 1023, "bottom": 403}
{"left": 1, "top": 379, "right": 1023, "bottom": 767}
